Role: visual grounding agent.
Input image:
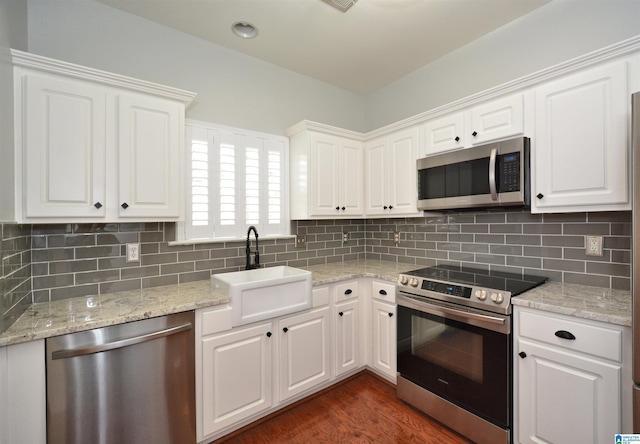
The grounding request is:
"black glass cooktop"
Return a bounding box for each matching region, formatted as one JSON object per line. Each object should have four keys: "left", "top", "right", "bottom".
{"left": 406, "top": 264, "right": 548, "bottom": 296}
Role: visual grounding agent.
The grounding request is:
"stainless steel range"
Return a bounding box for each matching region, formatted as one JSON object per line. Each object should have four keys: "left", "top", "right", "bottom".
{"left": 396, "top": 265, "right": 547, "bottom": 444}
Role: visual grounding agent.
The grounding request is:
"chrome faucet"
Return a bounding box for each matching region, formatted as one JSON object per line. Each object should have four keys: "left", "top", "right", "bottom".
{"left": 245, "top": 225, "right": 260, "bottom": 270}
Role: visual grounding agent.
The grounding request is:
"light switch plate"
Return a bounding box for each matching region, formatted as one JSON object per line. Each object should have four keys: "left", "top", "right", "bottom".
{"left": 295, "top": 234, "right": 306, "bottom": 249}
{"left": 585, "top": 235, "right": 603, "bottom": 257}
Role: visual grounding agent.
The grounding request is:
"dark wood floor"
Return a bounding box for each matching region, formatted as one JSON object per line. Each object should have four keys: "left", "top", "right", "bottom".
{"left": 215, "top": 371, "right": 472, "bottom": 444}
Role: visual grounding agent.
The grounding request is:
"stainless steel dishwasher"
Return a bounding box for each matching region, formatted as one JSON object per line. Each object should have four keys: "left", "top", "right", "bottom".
{"left": 46, "top": 311, "right": 196, "bottom": 444}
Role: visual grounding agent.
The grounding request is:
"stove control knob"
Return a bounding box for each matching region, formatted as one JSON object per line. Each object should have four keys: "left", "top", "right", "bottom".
{"left": 399, "top": 275, "right": 409, "bottom": 286}
{"left": 491, "top": 292, "right": 504, "bottom": 304}
{"left": 409, "top": 278, "right": 419, "bottom": 288}
{"left": 475, "top": 289, "right": 487, "bottom": 301}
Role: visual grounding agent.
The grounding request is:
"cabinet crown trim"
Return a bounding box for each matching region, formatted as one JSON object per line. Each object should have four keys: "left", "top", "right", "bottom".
{"left": 11, "top": 49, "right": 197, "bottom": 105}
{"left": 287, "top": 34, "right": 640, "bottom": 140}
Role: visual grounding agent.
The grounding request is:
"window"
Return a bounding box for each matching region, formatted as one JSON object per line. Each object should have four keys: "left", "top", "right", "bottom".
{"left": 180, "top": 121, "right": 290, "bottom": 241}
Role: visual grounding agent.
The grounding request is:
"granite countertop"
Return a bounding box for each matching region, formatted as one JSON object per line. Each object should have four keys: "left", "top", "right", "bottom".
{"left": 511, "top": 281, "right": 632, "bottom": 327}
{"left": 0, "top": 259, "right": 632, "bottom": 347}
{"left": 0, "top": 280, "right": 229, "bottom": 347}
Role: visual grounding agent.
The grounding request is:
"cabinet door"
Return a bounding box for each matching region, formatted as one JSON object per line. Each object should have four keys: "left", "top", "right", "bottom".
{"left": 387, "top": 127, "right": 420, "bottom": 216}
{"left": 371, "top": 300, "right": 396, "bottom": 381}
{"left": 23, "top": 73, "right": 106, "bottom": 218}
{"left": 118, "top": 93, "right": 183, "bottom": 218}
{"left": 0, "top": 341, "right": 46, "bottom": 444}
{"left": 423, "top": 112, "right": 465, "bottom": 155}
{"left": 335, "top": 299, "right": 360, "bottom": 377}
{"left": 308, "top": 133, "right": 340, "bottom": 217}
{"left": 339, "top": 139, "right": 364, "bottom": 216}
{"left": 201, "top": 323, "right": 273, "bottom": 437}
{"left": 278, "top": 306, "right": 330, "bottom": 402}
{"left": 533, "top": 61, "right": 628, "bottom": 212}
{"left": 517, "top": 338, "right": 621, "bottom": 444}
{"left": 364, "top": 137, "right": 388, "bottom": 215}
{"left": 469, "top": 93, "right": 524, "bottom": 145}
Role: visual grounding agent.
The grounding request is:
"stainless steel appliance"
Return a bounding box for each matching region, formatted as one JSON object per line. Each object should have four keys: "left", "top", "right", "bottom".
{"left": 396, "top": 265, "right": 547, "bottom": 444}
{"left": 46, "top": 311, "right": 196, "bottom": 444}
{"left": 632, "top": 91, "right": 640, "bottom": 432}
{"left": 417, "top": 137, "right": 530, "bottom": 211}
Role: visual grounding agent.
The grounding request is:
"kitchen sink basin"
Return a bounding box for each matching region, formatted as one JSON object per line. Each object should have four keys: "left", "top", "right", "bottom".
{"left": 211, "top": 266, "right": 312, "bottom": 326}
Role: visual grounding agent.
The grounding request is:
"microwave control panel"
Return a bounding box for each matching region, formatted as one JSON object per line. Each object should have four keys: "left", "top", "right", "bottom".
{"left": 498, "top": 152, "right": 521, "bottom": 192}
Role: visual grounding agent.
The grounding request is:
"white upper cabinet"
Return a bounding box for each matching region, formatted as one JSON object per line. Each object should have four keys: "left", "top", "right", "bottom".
{"left": 364, "top": 126, "right": 421, "bottom": 217}
{"left": 117, "top": 93, "right": 183, "bottom": 218}
{"left": 22, "top": 73, "right": 107, "bottom": 219}
{"left": 11, "top": 50, "right": 195, "bottom": 223}
{"left": 532, "top": 59, "right": 632, "bottom": 213}
{"left": 423, "top": 93, "right": 525, "bottom": 156}
{"left": 289, "top": 124, "right": 363, "bottom": 219}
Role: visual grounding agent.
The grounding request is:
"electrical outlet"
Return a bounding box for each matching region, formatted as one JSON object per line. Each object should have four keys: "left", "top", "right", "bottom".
{"left": 126, "top": 243, "right": 140, "bottom": 262}
{"left": 295, "top": 234, "right": 306, "bottom": 249}
{"left": 585, "top": 235, "right": 603, "bottom": 257}
{"left": 343, "top": 231, "right": 349, "bottom": 243}
{"left": 394, "top": 231, "right": 400, "bottom": 246}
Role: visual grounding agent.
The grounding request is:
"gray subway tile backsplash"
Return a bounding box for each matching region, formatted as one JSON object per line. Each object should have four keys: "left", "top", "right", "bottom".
{"left": 0, "top": 209, "right": 634, "bottom": 333}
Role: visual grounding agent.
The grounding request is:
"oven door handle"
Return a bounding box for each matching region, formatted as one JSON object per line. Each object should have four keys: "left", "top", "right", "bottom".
{"left": 397, "top": 294, "right": 510, "bottom": 334}
{"left": 489, "top": 147, "right": 498, "bottom": 201}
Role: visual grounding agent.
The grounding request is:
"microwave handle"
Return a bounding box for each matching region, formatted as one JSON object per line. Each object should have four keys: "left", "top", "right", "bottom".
{"left": 489, "top": 148, "right": 498, "bottom": 201}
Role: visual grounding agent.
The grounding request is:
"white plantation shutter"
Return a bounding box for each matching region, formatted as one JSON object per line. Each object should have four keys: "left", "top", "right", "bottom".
{"left": 181, "top": 121, "right": 289, "bottom": 241}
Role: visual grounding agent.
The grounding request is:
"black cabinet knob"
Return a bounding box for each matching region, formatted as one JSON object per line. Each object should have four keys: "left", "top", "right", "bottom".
{"left": 383, "top": 206, "right": 388, "bottom": 210}
{"left": 388, "top": 312, "right": 393, "bottom": 317}
{"left": 121, "top": 202, "right": 129, "bottom": 209}
{"left": 536, "top": 193, "right": 544, "bottom": 199}
{"left": 454, "top": 136, "right": 460, "bottom": 142}
{"left": 472, "top": 131, "right": 478, "bottom": 137}
{"left": 389, "top": 205, "right": 393, "bottom": 210}
{"left": 282, "top": 327, "right": 288, "bottom": 333}
{"left": 338, "top": 312, "right": 344, "bottom": 317}
{"left": 341, "top": 206, "right": 345, "bottom": 211}
{"left": 335, "top": 206, "right": 340, "bottom": 210}
{"left": 379, "top": 289, "right": 387, "bottom": 296}
{"left": 344, "top": 289, "right": 352, "bottom": 295}
{"left": 94, "top": 202, "right": 102, "bottom": 209}
{"left": 555, "top": 330, "right": 576, "bottom": 340}
{"left": 266, "top": 332, "right": 272, "bottom": 337}
{"left": 518, "top": 351, "right": 527, "bottom": 359}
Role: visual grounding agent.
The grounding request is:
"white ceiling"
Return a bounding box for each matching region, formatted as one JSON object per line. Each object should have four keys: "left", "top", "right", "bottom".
{"left": 96, "top": 0, "right": 550, "bottom": 95}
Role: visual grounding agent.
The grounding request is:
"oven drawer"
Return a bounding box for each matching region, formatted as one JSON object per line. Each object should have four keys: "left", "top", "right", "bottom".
{"left": 517, "top": 308, "right": 622, "bottom": 362}
{"left": 372, "top": 281, "right": 395, "bottom": 303}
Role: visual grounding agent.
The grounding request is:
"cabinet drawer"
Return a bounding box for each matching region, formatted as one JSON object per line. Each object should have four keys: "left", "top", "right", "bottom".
{"left": 372, "top": 281, "right": 395, "bottom": 303}
{"left": 335, "top": 280, "right": 359, "bottom": 302}
{"left": 518, "top": 309, "right": 622, "bottom": 362}
{"left": 200, "top": 305, "right": 232, "bottom": 336}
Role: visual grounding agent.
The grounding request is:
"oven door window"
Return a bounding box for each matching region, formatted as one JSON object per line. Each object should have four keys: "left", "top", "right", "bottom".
{"left": 397, "top": 305, "right": 510, "bottom": 428}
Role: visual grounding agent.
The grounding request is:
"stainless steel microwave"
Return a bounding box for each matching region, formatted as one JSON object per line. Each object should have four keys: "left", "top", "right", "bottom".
{"left": 417, "top": 137, "right": 530, "bottom": 211}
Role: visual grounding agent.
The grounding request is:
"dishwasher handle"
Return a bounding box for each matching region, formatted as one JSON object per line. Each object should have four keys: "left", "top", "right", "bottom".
{"left": 51, "top": 322, "right": 193, "bottom": 360}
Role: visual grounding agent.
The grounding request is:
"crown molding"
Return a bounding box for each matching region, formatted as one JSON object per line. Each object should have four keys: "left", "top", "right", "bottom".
{"left": 288, "top": 35, "right": 640, "bottom": 141}
{"left": 11, "top": 49, "right": 197, "bottom": 105}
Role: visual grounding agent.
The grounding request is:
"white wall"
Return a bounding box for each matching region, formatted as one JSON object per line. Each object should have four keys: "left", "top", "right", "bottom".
{"left": 363, "top": 0, "right": 640, "bottom": 131}
{"left": 0, "top": 0, "right": 28, "bottom": 222}
{"left": 26, "top": 0, "right": 365, "bottom": 135}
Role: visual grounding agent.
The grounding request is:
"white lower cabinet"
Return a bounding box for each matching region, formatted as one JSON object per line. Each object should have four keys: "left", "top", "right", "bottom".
{"left": 197, "top": 277, "right": 401, "bottom": 442}
{"left": 514, "top": 306, "right": 631, "bottom": 443}
{"left": 197, "top": 304, "right": 331, "bottom": 442}
{"left": 0, "top": 340, "right": 47, "bottom": 444}
{"left": 200, "top": 322, "right": 273, "bottom": 437}
{"left": 278, "top": 306, "right": 331, "bottom": 402}
{"left": 369, "top": 281, "right": 397, "bottom": 382}
{"left": 334, "top": 299, "right": 360, "bottom": 377}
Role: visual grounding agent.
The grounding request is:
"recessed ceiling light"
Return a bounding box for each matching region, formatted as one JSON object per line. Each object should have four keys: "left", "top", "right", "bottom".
{"left": 232, "top": 22, "right": 258, "bottom": 39}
